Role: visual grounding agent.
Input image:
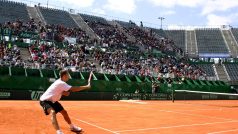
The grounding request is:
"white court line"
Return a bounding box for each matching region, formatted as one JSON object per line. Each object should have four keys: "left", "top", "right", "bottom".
{"left": 151, "top": 109, "right": 234, "bottom": 121}
{"left": 174, "top": 108, "right": 223, "bottom": 112}
{"left": 115, "top": 120, "right": 238, "bottom": 133}
{"left": 72, "top": 117, "right": 119, "bottom": 134}
{"left": 208, "top": 129, "right": 238, "bottom": 134}
{"left": 72, "top": 103, "right": 235, "bottom": 121}
{"left": 174, "top": 101, "right": 238, "bottom": 108}
{"left": 120, "top": 102, "right": 236, "bottom": 121}
{"left": 119, "top": 100, "right": 147, "bottom": 104}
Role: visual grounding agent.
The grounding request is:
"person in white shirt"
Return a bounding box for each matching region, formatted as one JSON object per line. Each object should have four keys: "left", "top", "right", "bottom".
{"left": 40, "top": 70, "right": 92, "bottom": 134}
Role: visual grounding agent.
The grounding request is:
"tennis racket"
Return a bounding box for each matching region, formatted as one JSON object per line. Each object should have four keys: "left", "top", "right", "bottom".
{"left": 88, "top": 71, "right": 93, "bottom": 84}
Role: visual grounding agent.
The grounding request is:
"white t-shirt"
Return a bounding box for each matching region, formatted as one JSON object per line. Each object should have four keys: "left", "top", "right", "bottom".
{"left": 40, "top": 79, "right": 72, "bottom": 102}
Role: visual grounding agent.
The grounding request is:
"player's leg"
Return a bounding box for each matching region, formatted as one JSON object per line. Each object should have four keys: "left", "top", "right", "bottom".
{"left": 60, "top": 109, "right": 71, "bottom": 124}
{"left": 59, "top": 109, "right": 82, "bottom": 132}
{"left": 40, "top": 101, "right": 63, "bottom": 134}
{"left": 52, "top": 101, "right": 82, "bottom": 132}
{"left": 48, "top": 108, "right": 60, "bottom": 131}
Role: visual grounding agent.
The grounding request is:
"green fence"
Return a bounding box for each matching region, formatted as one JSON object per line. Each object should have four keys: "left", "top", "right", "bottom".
{"left": 0, "top": 67, "right": 231, "bottom": 93}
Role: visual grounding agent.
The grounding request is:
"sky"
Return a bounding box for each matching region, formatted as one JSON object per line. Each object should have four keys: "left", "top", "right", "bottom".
{"left": 13, "top": 0, "right": 238, "bottom": 29}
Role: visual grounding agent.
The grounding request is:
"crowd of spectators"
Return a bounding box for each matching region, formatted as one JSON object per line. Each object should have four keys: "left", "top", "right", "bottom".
{"left": 28, "top": 41, "right": 97, "bottom": 71}
{"left": 0, "top": 41, "right": 23, "bottom": 67}
{"left": 93, "top": 49, "right": 206, "bottom": 80}
{"left": 0, "top": 19, "right": 207, "bottom": 80}
{"left": 0, "top": 18, "right": 39, "bottom": 35}
{"left": 39, "top": 24, "right": 91, "bottom": 44}
{"left": 86, "top": 21, "right": 132, "bottom": 48}
{"left": 0, "top": 19, "right": 94, "bottom": 70}
{"left": 122, "top": 23, "right": 183, "bottom": 55}
{"left": 0, "top": 19, "right": 91, "bottom": 44}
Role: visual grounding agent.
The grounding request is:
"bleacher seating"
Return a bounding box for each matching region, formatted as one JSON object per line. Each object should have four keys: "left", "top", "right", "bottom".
{"left": 0, "top": 0, "right": 29, "bottom": 23}
{"left": 123, "top": 26, "right": 182, "bottom": 54}
{"left": 165, "top": 30, "right": 186, "bottom": 51}
{"left": 231, "top": 28, "right": 238, "bottom": 43}
{"left": 80, "top": 14, "right": 108, "bottom": 25}
{"left": 196, "top": 64, "right": 215, "bottom": 77}
{"left": 150, "top": 28, "right": 167, "bottom": 38}
{"left": 80, "top": 15, "right": 129, "bottom": 46}
{"left": 195, "top": 29, "right": 229, "bottom": 56}
{"left": 115, "top": 20, "right": 136, "bottom": 28}
{"left": 0, "top": 1, "right": 233, "bottom": 82}
{"left": 224, "top": 63, "right": 238, "bottom": 80}
{"left": 39, "top": 7, "right": 78, "bottom": 28}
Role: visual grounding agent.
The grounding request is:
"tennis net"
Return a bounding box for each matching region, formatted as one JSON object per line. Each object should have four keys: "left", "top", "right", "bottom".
{"left": 173, "top": 90, "right": 238, "bottom": 102}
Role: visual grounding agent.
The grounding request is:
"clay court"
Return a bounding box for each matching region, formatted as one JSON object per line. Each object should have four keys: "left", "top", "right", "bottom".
{"left": 1, "top": 100, "right": 238, "bottom": 134}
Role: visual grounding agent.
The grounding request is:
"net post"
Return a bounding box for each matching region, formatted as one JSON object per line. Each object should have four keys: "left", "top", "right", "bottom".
{"left": 172, "top": 89, "right": 174, "bottom": 103}
{"left": 168, "top": 83, "right": 174, "bottom": 103}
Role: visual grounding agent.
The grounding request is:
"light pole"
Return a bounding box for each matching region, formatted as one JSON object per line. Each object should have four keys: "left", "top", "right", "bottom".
{"left": 47, "top": 0, "right": 49, "bottom": 8}
{"left": 158, "top": 17, "right": 165, "bottom": 29}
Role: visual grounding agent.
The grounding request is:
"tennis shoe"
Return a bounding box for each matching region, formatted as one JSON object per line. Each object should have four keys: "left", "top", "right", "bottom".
{"left": 70, "top": 125, "right": 82, "bottom": 132}
{"left": 56, "top": 130, "right": 64, "bottom": 134}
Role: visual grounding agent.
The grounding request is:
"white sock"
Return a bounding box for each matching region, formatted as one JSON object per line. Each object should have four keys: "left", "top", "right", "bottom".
{"left": 56, "top": 130, "right": 62, "bottom": 133}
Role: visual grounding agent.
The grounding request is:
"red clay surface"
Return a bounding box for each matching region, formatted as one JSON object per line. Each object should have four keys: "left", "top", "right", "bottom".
{"left": 1, "top": 100, "right": 238, "bottom": 134}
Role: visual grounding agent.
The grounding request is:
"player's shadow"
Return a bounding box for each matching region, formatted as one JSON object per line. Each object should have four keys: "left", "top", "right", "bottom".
{"left": 72, "top": 131, "right": 84, "bottom": 134}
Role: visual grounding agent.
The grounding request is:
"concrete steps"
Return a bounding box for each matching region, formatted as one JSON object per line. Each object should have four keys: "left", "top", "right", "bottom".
{"left": 214, "top": 64, "right": 229, "bottom": 82}
{"left": 70, "top": 14, "right": 100, "bottom": 41}
{"left": 26, "top": 6, "right": 46, "bottom": 26}
{"left": 221, "top": 30, "right": 238, "bottom": 58}
{"left": 20, "top": 48, "right": 31, "bottom": 61}
{"left": 186, "top": 30, "right": 198, "bottom": 58}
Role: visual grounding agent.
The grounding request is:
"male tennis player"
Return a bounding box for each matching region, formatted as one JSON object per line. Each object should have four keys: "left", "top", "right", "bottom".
{"left": 40, "top": 70, "right": 92, "bottom": 134}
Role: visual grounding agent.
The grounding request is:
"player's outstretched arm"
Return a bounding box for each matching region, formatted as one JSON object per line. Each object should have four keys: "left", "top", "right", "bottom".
{"left": 69, "top": 84, "right": 90, "bottom": 92}
{"left": 69, "top": 71, "right": 93, "bottom": 92}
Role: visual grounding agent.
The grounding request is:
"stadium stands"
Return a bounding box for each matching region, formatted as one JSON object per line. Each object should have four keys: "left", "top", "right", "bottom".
{"left": 224, "top": 63, "right": 238, "bottom": 80}
{"left": 40, "top": 24, "right": 90, "bottom": 43}
{"left": 125, "top": 26, "right": 182, "bottom": 55}
{"left": 231, "top": 28, "right": 238, "bottom": 43}
{"left": 0, "top": 0, "right": 29, "bottom": 23}
{"left": 0, "top": 41, "right": 23, "bottom": 67}
{"left": 165, "top": 30, "right": 186, "bottom": 51}
{"left": 93, "top": 47, "right": 206, "bottom": 79}
{"left": 80, "top": 14, "right": 108, "bottom": 25}
{"left": 28, "top": 42, "right": 93, "bottom": 70}
{"left": 1, "top": 1, "right": 237, "bottom": 83}
{"left": 0, "top": 17, "right": 207, "bottom": 80}
{"left": 196, "top": 64, "right": 215, "bottom": 77}
{"left": 195, "top": 29, "right": 229, "bottom": 57}
{"left": 80, "top": 15, "right": 130, "bottom": 47}
{"left": 150, "top": 28, "right": 167, "bottom": 38}
{"left": 115, "top": 20, "right": 137, "bottom": 29}
{"left": 39, "top": 7, "right": 78, "bottom": 28}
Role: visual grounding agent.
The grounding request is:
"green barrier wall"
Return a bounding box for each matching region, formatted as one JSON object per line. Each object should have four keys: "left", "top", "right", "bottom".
{"left": 0, "top": 67, "right": 231, "bottom": 93}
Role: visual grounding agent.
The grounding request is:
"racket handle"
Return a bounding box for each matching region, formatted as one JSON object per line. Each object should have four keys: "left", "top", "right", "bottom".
{"left": 88, "top": 71, "right": 93, "bottom": 83}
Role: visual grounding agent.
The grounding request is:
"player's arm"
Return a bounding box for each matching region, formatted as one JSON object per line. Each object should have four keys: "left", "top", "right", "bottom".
{"left": 69, "top": 71, "right": 93, "bottom": 92}
{"left": 69, "top": 84, "right": 91, "bottom": 92}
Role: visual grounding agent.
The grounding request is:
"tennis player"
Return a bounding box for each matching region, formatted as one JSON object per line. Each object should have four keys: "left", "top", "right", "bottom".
{"left": 39, "top": 70, "right": 92, "bottom": 134}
